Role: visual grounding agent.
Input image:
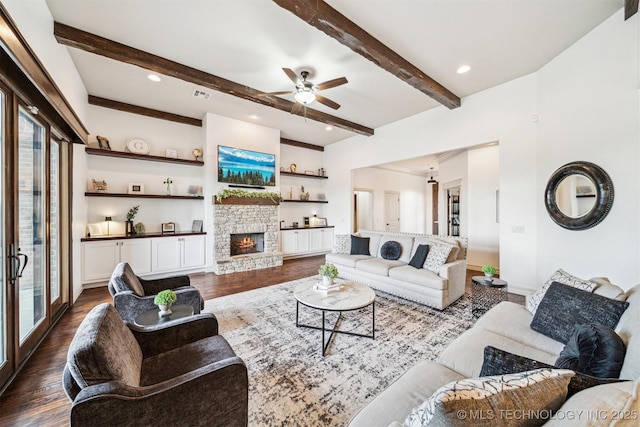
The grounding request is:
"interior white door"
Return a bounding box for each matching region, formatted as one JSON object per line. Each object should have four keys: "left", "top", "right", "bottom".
{"left": 384, "top": 191, "right": 400, "bottom": 232}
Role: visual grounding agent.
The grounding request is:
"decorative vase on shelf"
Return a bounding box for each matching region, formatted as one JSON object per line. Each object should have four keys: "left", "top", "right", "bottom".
{"left": 165, "top": 184, "right": 171, "bottom": 195}
{"left": 322, "top": 275, "right": 333, "bottom": 288}
{"left": 158, "top": 303, "right": 172, "bottom": 317}
{"left": 126, "top": 220, "right": 135, "bottom": 236}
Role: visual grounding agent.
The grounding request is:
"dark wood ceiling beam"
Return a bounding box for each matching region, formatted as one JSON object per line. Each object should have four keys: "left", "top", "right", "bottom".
{"left": 625, "top": 0, "right": 638, "bottom": 20}
{"left": 280, "top": 137, "right": 324, "bottom": 151}
{"left": 54, "top": 22, "right": 374, "bottom": 136}
{"left": 88, "top": 95, "right": 202, "bottom": 127}
{"left": 272, "top": 0, "right": 461, "bottom": 109}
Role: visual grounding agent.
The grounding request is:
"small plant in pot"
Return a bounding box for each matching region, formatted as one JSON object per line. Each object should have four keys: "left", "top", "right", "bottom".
{"left": 318, "top": 263, "right": 339, "bottom": 288}
{"left": 154, "top": 289, "right": 177, "bottom": 317}
{"left": 482, "top": 265, "right": 497, "bottom": 281}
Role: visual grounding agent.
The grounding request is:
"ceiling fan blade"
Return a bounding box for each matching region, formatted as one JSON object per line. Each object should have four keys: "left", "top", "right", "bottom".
{"left": 316, "top": 76, "right": 348, "bottom": 91}
{"left": 258, "top": 90, "right": 292, "bottom": 97}
{"left": 282, "top": 68, "right": 301, "bottom": 86}
{"left": 315, "top": 94, "right": 341, "bottom": 110}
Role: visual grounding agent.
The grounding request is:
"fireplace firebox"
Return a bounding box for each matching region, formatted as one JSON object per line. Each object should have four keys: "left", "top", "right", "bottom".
{"left": 230, "top": 233, "right": 264, "bottom": 256}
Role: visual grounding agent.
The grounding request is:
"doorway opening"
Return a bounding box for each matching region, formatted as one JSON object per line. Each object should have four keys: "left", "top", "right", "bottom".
{"left": 353, "top": 189, "right": 373, "bottom": 232}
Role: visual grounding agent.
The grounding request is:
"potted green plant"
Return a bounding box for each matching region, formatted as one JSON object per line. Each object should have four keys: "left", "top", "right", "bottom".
{"left": 318, "top": 263, "right": 339, "bottom": 287}
{"left": 482, "top": 265, "right": 497, "bottom": 280}
{"left": 126, "top": 205, "right": 139, "bottom": 236}
{"left": 154, "top": 289, "right": 177, "bottom": 316}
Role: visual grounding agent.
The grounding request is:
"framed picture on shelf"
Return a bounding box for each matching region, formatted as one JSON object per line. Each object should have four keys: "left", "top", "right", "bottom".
{"left": 162, "top": 222, "right": 176, "bottom": 234}
{"left": 165, "top": 148, "right": 178, "bottom": 159}
{"left": 191, "top": 220, "right": 203, "bottom": 232}
{"left": 317, "top": 217, "right": 327, "bottom": 226}
{"left": 187, "top": 185, "right": 203, "bottom": 196}
{"left": 87, "top": 223, "right": 103, "bottom": 237}
{"left": 128, "top": 183, "right": 145, "bottom": 194}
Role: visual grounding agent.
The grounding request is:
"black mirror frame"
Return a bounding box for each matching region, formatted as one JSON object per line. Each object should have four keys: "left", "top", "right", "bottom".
{"left": 544, "top": 161, "right": 614, "bottom": 230}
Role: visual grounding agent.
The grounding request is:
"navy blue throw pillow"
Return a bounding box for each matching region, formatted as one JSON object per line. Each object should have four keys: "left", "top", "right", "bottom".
{"left": 409, "top": 244, "right": 429, "bottom": 268}
{"left": 530, "top": 281, "right": 629, "bottom": 344}
{"left": 380, "top": 241, "right": 401, "bottom": 260}
{"left": 555, "top": 323, "right": 626, "bottom": 379}
{"left": 350, "top": 235, "right": 370, "bottom": 255}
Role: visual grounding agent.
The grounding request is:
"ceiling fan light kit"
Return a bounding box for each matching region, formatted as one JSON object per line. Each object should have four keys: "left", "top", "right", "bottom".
{"left": 294, "top": 90, "right": 315, "bottom": 105}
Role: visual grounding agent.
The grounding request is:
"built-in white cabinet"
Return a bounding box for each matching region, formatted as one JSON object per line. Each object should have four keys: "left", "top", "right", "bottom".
{"left": 81, "top": 233, "right": 205, "bottom": 284}
{"left": 152, "top": 235, "right": 206, "bottom": 273}
{"left": 281, "top": 227, "right": 334, "bottom": 258}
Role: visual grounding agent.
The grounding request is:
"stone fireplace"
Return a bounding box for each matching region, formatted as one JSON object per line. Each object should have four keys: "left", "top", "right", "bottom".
{"left": 213, "top": 197, "right": 283, "bottom": 274}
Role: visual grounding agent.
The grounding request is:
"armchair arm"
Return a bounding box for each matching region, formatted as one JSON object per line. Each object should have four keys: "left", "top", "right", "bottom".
{"left": 439, "top": 259, "right": 467, "bottom": 302}
{"left": 70, "top": 357, "right": 248, "bottom": 427}
{"left": 112, "top": 292, "right": 157, "bottom": 324}
{"left": 140, "top": 275, "right": 190, "bottom": 295}
{"left": 129, "top": 312, "right": 219, "bottom": 357}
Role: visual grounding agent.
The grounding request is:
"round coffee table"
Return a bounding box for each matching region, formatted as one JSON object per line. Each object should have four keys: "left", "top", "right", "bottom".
{"left": 294, "top": 280, "right": 375, "bottom": 356}
{"left": 134, "top": 304, "right": 194, "bottom": 327}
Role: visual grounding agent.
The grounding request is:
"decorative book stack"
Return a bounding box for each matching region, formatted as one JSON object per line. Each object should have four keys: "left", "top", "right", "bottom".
{"left": 314, "top": 281, "right": 342, "bottom": 295}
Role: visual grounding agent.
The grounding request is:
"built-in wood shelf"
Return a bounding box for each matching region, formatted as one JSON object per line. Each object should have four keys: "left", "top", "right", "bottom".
{"left": 282, "top": 199, "right": 328, "bottom": 204}
{"left": 85, "top": 147, "right": 204, "bottom": 166}
{"left": 280, "top": 171, "right": 328, "bottom": 179}
{"left": 85, "top": 192, "right": 204, "bottom": 200}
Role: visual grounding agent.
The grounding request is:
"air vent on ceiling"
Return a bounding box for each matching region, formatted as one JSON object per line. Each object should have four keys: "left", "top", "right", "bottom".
{"left": 192, "top": 89, "right": 212, "bottom": 100}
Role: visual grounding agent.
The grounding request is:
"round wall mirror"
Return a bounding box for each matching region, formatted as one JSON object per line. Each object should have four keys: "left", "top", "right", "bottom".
{"left": 545, "top": 161, "right": 613, "bottom": 230}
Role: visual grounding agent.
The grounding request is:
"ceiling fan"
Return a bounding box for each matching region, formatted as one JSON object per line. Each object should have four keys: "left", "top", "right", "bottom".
{"left": 259, "top": 68, "right": 348, "bottom": 112}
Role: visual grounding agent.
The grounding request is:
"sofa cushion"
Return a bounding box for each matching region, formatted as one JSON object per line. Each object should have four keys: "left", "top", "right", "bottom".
{"left": 555, "top": 324, "right": 626, "bottom": 378}
{"left": 325, "top": 253, "right": 371, "bottom": 269}
{"left": 67, "top": 303, "right": 142, "bottom": 388}
{"left": 615, "top": 284, "right": 640, "bottom": 380}
{"left": 357, "top": 258, "right": 405, "bottom": 276}
{"left": 480, "top": 346, "right": 624, "bottom": 398}
{"left": 474, "top": 302, "right": 566, "bottom": 356}
{"left": 358, "top": 231, "right": 382, "bottom": 257}
{"left": 350, "top": 235, "right": 370, "bottom": 255}
{"left": 590, "top": 277, "right": 627, "bottom": 300}
{"left": 412, "top": 237, "right": 460, "bottom": 263}
{"left": 530, "top": 282, "right": 629, "bottom": 344}
{"left": 380, "top": 240, "right": 401, "bottom": 260}
{"left": 544, "top": 380, "right": 638, "bottom": 426}
{"left": 377, "top": 235, "right": 414, "bottom": 263}
{"left": 388, "top": 266, "right": 447, "bottom": 290}
{"left": 409, "top": 244, "right": 429, "bottom": 269}
{"left": 404, "top": 368, "right": 573, "bottom": 427}
{"left": 526, "top": 269, "right": 596, "bottom": 315}
{"left": 424, "top": 244, "right": 453, "bottom": 274}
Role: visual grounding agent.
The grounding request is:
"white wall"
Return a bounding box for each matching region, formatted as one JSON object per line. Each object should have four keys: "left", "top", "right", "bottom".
{"left": 326, "top": 9, "right": 638, "bottom": 293}
{"left": 467, "top": 145, "right": 500, "bottom": 270}
{"left": 352, "top": 167, "right": 426, "bottom": 233}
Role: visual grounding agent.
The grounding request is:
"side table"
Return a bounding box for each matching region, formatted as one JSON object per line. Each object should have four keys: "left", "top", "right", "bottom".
{"left": 471, "top": 276, "right": 508, "bottom": 318}
{"left": 134, "top": 304, "right": 194, "bottom": 327}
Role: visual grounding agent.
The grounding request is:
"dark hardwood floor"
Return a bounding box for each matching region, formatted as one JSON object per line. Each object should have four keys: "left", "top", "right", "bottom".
{"left": 0, "top": 255, "right": 520, "bottom": 426}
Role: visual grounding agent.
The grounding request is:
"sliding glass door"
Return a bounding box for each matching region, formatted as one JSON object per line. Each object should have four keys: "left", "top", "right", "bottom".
{"left": 0, "top": 87, "right": 9, "bottom": 385}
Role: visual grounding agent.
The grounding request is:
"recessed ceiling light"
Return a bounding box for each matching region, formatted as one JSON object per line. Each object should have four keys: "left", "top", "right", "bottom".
{"left": 457, "top": 65, "right": 471, "bottom": 74}
{"left": 325, "top": 126, "right": 333, "bottom": 131}
{"left": 249, "top": 114, "right": 259, "bottom": 120}
{"left": 147, "top": 74, "right": 162, "bottom": 82}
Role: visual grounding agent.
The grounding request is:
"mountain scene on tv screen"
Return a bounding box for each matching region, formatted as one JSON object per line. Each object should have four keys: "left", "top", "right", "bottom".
{"left": 218, "top": 146, "right": 276, "bottom": 187}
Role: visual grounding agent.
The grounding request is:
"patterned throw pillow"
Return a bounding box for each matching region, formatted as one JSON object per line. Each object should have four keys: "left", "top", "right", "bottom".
{"left": 526, "top": 269, "right": 596, "bottom": 315}
{"left": 424, "top": 244, "right": 453, "bottom": 274}
{"left": 404, "top": 368, "right": 574, "bottom": 427}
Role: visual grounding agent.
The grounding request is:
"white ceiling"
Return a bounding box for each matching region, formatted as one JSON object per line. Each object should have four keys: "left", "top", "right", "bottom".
{"left": 45, "top": 0, "right": 623, "bottom": 172}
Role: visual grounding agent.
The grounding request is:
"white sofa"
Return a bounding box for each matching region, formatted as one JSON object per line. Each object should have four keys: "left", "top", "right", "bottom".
{"left": 325, "top": 230, "right": 468, "bottom": 310}
{"left": 348, "top": 277, "right": 640, "bottom": 426}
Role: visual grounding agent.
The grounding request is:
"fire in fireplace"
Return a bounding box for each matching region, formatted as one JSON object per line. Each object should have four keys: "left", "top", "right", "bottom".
{"left": 230, "top": 232, "right": 264, "bottom": 256}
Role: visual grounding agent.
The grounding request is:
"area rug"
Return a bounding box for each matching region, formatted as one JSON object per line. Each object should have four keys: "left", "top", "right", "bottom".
{"left": 204, "top": 277, "right": 475, "bottom": 427}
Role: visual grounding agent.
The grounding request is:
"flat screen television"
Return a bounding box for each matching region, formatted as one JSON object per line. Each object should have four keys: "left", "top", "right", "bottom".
{"left": 217, "top": 145, "right": 276, "bottom": 187}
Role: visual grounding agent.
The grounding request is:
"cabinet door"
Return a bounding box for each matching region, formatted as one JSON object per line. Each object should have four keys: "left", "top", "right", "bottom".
{"left": 296, "top": 230, "right": 310, "bottom": 253}
{"left": 281, "top": 230, "right": 298, "bottom": 254}
{"left": 151, "top": 237, "right": 182, "bottom": 273}
{"left": 82, "top": 241, "right": 120, "bottom": 282}
{"left": 320, "top": 228, "right": 334, "bottom": 250}
{"left": 309, "top": 229, "right": 323, "bottom": 251}
{"left": 120, "top": 239, "right": 152, "bottom": 275}
{"left": 181, "top": 235, "right": 205, "bottom": 269}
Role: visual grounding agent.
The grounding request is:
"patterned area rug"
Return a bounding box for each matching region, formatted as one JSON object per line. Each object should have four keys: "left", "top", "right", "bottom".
{"left": 204, "top": 277, "right": 475, "bottom": 427}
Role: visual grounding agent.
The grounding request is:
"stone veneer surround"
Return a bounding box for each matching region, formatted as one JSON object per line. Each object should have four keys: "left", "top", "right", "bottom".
{"left": 213, "top": 201, "right": 283, "bottom": 274}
